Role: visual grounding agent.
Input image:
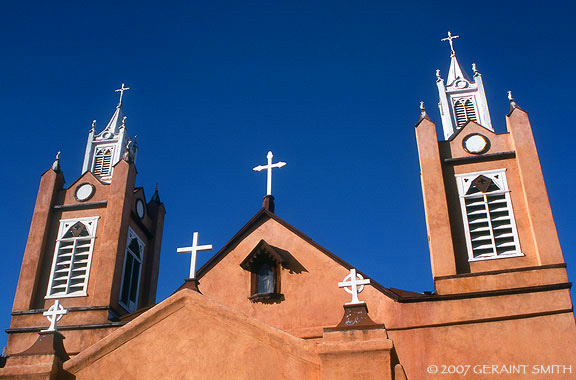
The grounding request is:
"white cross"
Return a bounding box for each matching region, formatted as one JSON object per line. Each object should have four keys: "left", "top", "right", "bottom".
{"left": 115, "top": 83, "right": 131, "bottom": 105}
{"left": 177, "top": 232, "right": 213, "bottom": 279}
{"left": 253, "top": 151, "right": 286, "bottom": 196}
{"left": 41, "top": 300, "right": 68, "bottom": 332}
{"left": 441, "top": 31, "right": 460, "bottom": 56}
{"left": 338, "top": 268, "right": 371, "bottom": 305}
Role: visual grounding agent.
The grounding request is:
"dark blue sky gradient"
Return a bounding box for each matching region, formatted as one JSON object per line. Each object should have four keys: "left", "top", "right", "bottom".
{"left": 1, "top": 1, "right": 575, "bottom": 348}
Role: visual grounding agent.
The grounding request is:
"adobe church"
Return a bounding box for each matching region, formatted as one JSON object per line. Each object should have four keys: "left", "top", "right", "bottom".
{"left": 1, "top": 34, "right": 574, "bottom": 379}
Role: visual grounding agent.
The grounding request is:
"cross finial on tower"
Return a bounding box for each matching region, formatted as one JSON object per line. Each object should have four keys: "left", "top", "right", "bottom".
{"left": 177, "top": 232, "right": 213, "bottom": 279}
{"left": 253, "top": 151, "right": 286, "bottom": 197}
{"left": 338, "top": 268, "right": 371, "bottom": 305}
{"left": 41, "top": 300, "right": 68, "bottom": 332}
{"left": 441, "top": 31, "right": 460, "bottom": 57}
{"left": 114, "top": 83, "right": 131, "bottom": 107}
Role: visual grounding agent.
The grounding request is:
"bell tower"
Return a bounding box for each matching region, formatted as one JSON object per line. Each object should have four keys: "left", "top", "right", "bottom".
{"left": 6, "top": 85, "right": 165, "bottom": 357}
{"left": 416, "top": 34, "right": 568, "bottom": 296}
{"left": 436, "top": 31, "right": 493, "bottom": 140}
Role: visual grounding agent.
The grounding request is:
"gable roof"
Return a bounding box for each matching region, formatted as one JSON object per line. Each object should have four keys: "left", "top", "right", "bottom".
{"left": 195, "top": 208, "right": 403, "bottom": 300}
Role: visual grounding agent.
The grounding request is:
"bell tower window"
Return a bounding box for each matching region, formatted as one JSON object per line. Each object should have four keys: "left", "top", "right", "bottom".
{"left": 119, "top": 228, "right": 144, "bottom": 313}
{"left": 92, "top": 146, "right": 114, "bottom": 176}
{"left": 46, "top": 217, "right": 99, "bottom": 298}
{"left": 456, "top": 169, "right": 523, "bottom": 261}
{"left": 453, "top": 97, "right": 478, "bottom": 128}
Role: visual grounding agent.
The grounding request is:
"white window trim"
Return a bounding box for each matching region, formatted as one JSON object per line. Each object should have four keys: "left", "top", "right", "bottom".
{"left": 455, "top": 169, "right": 524, "bottom": 262}
{"left": 451, "top": 95, "right": 479, "bottom": 128}
{"left": 92, "top": 144, "right": 115, "bottom": 178}
{"left": 45, "top": 216, "right": 99, "bottom": 299}
{"left": 118, "top": 227, "right": 145, "bottom": 313}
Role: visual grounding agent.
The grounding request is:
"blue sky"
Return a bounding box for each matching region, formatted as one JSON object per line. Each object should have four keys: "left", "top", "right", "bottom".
{"left": 1, "top": 1, "right": 575, "bottom": 348}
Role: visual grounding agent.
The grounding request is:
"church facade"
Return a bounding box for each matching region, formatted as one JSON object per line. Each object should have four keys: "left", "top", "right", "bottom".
{"left": 0, "top": 36, "right": 574, "bottom": 379}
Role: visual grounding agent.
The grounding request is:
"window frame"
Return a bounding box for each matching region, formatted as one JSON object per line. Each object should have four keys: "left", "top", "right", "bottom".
{"left": 92, "top": 144, "right": 115, "bottom": 177}
{"left": 118, "top": 227, "right": 145, "bottom": 313}
{"left": 46, "top": 216, "right": 99, "bottom": 299}
{"left": 455, "top": 168, "right": 524, "bottom": 262}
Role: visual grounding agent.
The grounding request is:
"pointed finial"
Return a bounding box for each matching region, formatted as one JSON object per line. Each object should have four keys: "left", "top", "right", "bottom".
{"left": 436, "top": 69, "right": 442, "bottom": 81}
{"left": 51, "top": 151, "right": 61, "bottom": 172}
{"left": 472, "top": 63, "right": 478, "bottom": 76}
{"left": 120, "top": 116, "right": 127, "bottom": 129}
{"left": 123, "top": 138, "right": 133, "bottom": 162}
{"left": 114, "top": 83, "right": 131, "bottom": 107}
{"left": 151, "top": 183, "right": 161, "bottom": 204}
{"left": 91, "top": 120, "right": 96, "bottom": 132}
{"left": 507, "top": 90, "right": 520, "bottom": 111}
{"left": 418, "top": 101, "right": 430, "bottom": 122}
{"left": 441, "top": 31, "right": 460, "bottom": 57}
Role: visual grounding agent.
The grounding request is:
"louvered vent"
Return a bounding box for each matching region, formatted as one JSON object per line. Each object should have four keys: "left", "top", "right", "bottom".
{"left": 457, "top": 171, "right": 522, "bottom": 260}
{"left": 92, "top": 146, "right": 114, "bottom": 176}
{"left": 47, "top": 219, "right": 97, "bottom": 297}
{"left": 454, "top": 98, "right": 478, "bottom": 128}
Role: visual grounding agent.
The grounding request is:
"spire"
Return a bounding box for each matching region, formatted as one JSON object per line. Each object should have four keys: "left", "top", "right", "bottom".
{"left": 150, "top": 183, "right": 161, "bottom": 204}
{"left": 436, "top": 32, "right": 493, "bottom": 140}
{"left": 81, "top": 83, "right": 137, "bottom": 181}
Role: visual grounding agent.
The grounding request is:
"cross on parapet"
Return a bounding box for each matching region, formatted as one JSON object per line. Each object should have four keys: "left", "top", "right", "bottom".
{"left": 441, "top": 31, "right": 460, "bottom": 56}
{"left": 253, "top": 151, "right": 286, "bottom": 196}
{"left": 114, "top": 83, "right": 131, "bottom": 106}
{"left": 338, "top": 268, "right": 371, "bottom": 305}
{"left": 177, "top": 232, "right": 213, "bottom": 279}
{"left": 42, "top": 300, "right": 68, "bottom": 332}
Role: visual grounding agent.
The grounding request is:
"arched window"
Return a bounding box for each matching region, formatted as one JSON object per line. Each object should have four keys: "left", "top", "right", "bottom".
{"left": 453, "top": 98, "right": 478, "bottom": 128}
{"left": 47, "top": 217, "right": 98, "bottom": 298}
{"left": 92, "top": 146, "right": 114, "bottom": 176}
{"left": 119, "top": 228, "right": 144, "bottom": 312}
{"left": 456, "top": 170, "right": 522, "bottom": 261}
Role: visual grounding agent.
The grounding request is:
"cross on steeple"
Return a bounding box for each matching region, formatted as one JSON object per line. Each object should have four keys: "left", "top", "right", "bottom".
{"left": 253, "top": 151, "right": 286, "bottom": 196}
{"left": 41, "top": 299, "right": 68, "bottom": 332}
{"left": 177, "top": 232, "right": 213, "bottom": 279}
{"left": 338, "top": 268, "right": 371, "bottom": 305}
{"left": 441, "top": 31, "right": 460, "bottom": 57}
{"left": 114, "top": 83, "right": 131, "bottom": 106}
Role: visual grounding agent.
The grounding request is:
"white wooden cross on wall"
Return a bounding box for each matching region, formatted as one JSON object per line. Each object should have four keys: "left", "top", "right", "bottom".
{"left": 253, "top": 151, "right": 286, "bottom": 196}
{"left": 42, "top": 299, "right": 68, "bottom": 332}
{"left": 177, "top": 232, "right": 213, "bottom": 279}
{"left": 338, "top": 268, "right": 371, "bottom": 305}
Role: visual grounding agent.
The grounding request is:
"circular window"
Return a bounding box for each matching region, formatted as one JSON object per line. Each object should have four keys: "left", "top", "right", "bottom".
{"left": 75, "top": 183, "right": 95, "bottom": 202}
{"left": 463, "top": 133, "right": 490, "bottom": 154}
{"left": 136, "top": 199, "right": 145, "bottom": 219}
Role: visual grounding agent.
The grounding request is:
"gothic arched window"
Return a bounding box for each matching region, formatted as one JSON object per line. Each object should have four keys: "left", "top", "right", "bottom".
{"left": 119, "top": 228, "right": 145, "bottom": 313}
{"left": 456, "top": 169, "right": 523, "bottom": 261}
{"left": 47, "top": 217, "right": 99, "bottom": 298}
{"left": 92, "top": 146, "right": 114, "bottom": 176}
{"left": 453, "top": 97, "right": 478, "bottom": 128}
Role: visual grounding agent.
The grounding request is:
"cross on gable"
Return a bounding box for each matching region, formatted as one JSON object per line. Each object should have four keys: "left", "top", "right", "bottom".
{"left": 441, "top": 31, "right": 460, "bottom": 56}
{"left": 253, "top": 151, "right": 286, "bottom": 196}
{"left": 338, "top": 268, "right": 371, "bottom": 305}
{"left": 42, "top": 300, "right": 68, "bottom": 332}
{"left": 177, "top": 232, "right": 213, "bottom": 279}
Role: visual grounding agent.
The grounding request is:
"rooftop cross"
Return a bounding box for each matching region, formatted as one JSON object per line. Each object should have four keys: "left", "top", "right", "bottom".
{"left": 253, "top": 151, "right": 286, "bottom": 196}
{"left": 114, "top": 83, "right": 131, "bottom": 106}
{"left": 338, "top": 268, "right": 371, "bottom": 305}
{"left": 41, "top": 299, "right": 68, "bottom": 332}
{"left": 177, "top": 232, "right": 213, "bottom": 279}
{"left": 441, "top": 31, "right": 460, "bottom": 57}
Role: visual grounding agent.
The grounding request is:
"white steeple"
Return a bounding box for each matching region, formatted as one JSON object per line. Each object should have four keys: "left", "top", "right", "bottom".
{"left": 82, "top": 84, "right": 138, "bottom": 182}
{"left": 436, "top": 32, "right": 493, "bottom": 140}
